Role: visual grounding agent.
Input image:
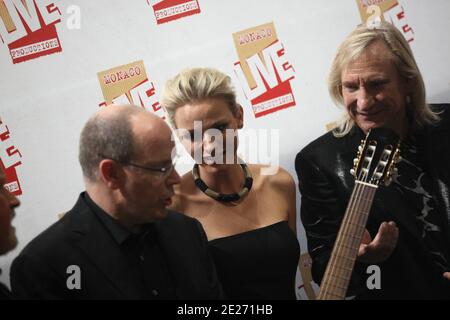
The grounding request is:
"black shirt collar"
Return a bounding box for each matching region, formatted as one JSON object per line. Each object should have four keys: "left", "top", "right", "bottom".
{"left": 83, "top": 192, "right": 157, "bottom": 246}
{"left": 83, "top": 192, "right": 133, "bottom": 246}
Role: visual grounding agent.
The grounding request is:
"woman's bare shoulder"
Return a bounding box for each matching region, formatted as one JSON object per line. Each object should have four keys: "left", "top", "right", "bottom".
{"left": 248, "top": 164, "right": 295, "bottom": 190}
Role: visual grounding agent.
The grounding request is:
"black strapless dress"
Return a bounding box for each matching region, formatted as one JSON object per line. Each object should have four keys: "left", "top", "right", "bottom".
{"left": 208, "top": 221, "right": 300, "bottom": 300}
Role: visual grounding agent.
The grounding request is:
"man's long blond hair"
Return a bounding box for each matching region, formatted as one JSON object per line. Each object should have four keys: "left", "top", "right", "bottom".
{"left": 328, "top": 21, "right": 439, "bottom": 137}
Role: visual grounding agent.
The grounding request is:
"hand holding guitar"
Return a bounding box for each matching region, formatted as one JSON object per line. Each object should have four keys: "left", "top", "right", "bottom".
{"left": 357, "top": 222, "right": 399, "bottom": 264}
{"left": 316, "top": 127, "right": 401, "bottom": 300}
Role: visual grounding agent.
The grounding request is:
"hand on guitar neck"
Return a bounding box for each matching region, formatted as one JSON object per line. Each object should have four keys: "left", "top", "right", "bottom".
{"left": 317, "top": 127, "right": 404, "bottom": 300}
{"left": 357, "top": 221, "right": 399, "bottom": 264}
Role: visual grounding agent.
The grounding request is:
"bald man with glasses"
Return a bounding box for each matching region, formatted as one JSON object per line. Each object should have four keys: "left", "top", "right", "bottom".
{"left": 10, "top": 105, "right": 224, "bottom": 300}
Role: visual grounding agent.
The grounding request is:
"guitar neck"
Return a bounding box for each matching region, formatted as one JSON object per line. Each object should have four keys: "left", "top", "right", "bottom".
{"left": 317, "top": 181, "right": 378, "bottom": 300}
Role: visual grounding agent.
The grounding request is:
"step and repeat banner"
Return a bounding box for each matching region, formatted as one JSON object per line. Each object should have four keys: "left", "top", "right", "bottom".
{"left": 1, "top": 0, "right": 449, "bottom": 299}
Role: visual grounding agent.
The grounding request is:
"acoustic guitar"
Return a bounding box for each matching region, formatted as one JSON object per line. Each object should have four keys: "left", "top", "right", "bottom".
{"left": 317, "top": 127, "right": 401, "bottom": 300}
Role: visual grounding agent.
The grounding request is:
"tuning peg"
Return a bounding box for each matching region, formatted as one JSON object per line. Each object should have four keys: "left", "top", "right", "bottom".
{"left": 353, "top": 158, "right": 359, "bottom": 166}
{"left": 393, "top": 150, "right": 402, "bottom": 163}
{"left": 350, "top": 168, "right": 356, "bottom": 177}
{"left": 384, "top": 176, "right": 393, "bottom": 186}
{"left": 392, "top": 167, "right": 399, "bottom": 178}
{"left": 358, "top": 145, "right": 363, "bottom": 152}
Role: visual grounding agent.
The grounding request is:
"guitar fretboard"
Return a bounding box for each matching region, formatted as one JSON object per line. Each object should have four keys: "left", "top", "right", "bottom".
{"left": 317, "top": 181, "right": 378, "bottom": 300}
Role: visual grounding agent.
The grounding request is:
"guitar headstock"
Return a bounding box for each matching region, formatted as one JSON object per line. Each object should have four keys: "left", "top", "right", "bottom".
{"left": 350, "top": 127, "right": 401, "bottom": 186}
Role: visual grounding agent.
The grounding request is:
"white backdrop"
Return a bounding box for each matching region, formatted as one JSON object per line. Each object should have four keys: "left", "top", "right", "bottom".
{"left": 1, "top": 0, "right": 449, "bottom": 299}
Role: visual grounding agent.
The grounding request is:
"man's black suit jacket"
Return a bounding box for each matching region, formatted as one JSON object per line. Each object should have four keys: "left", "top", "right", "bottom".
{"left": 0, "top": 282, "right": 11, "bottom": 300}
{"left": 295, "top": 104, "right": 450, "bottom": 299}
{"left": 10, "top": 192, "right": 224, "bottom": 299}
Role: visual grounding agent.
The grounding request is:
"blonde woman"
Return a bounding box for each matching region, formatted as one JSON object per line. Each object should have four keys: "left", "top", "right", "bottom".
{"left": 162, "top": 67, "right": 300, "bottom": 299}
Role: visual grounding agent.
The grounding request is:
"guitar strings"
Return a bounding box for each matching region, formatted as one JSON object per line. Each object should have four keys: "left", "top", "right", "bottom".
{"left": 321, "top": 182, "right": 376, "bottom": 298}
{"left": 320, "top": 182, "right": 363, "bottom": 298}
{"left": 320, "top": 165, "right": 377, "bottom": 298}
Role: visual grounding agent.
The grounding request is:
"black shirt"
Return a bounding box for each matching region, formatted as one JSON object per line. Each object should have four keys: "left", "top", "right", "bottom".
{"left": 84, "top": 193, "right": 176, "bottom": 299}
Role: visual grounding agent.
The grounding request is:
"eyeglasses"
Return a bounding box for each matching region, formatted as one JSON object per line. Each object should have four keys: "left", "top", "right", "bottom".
{"left": 124, "top": 160, "right": 177, "bottom": 177}
{"left": 101, "top": 155, "right": 178, "bottom": 177}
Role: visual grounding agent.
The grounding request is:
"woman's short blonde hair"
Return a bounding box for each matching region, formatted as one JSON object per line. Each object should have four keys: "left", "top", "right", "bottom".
{"left": 329, "top": 21, "right": 439, "bottom": 137}
{"left": 161, "top": 67, "right": 239, "bottom": 127}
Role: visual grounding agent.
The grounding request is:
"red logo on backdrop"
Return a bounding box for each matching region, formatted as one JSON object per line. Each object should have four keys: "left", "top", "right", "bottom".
{"left": 357, "top": 0, "right": 414, "bottom": 43}
{"left": 384, "top": 2, "right": 414, "bottom": 43}
{"left": 0, "top": 117, "right": 22, "bottom": 196}
{"left": 0, "top": 0, "right": 62, "bottom": 64}
{"left": 149, "top": 0, "right": 201, "bottom": 25}
{"left": 97, "top": 60, "right": 166, "bottom": 119}
{"left": 232, "top": 22, "right": 296, "bottom": 118}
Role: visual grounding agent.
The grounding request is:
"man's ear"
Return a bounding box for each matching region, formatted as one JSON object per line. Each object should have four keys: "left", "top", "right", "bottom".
{"left": 236, "top": 104, "right": 244, "bottom": 129}
{"left": 98, "top": 159, "right": 123, "bottom": 190}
